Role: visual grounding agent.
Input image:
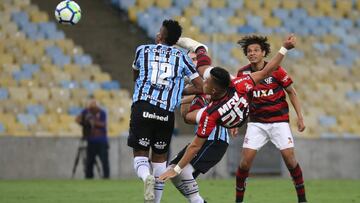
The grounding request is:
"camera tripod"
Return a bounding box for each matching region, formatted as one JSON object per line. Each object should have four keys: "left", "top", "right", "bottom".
{"left": 71, "top": 138, "right": 102, "bottom": 178}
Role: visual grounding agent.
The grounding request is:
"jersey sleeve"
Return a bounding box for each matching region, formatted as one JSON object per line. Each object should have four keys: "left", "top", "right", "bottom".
{"left": 232, "top": 75, "right": 255, "bottom": 94}
{"left": 189, "top": 95, "right": 206, "bottom": 112}
{"left": 196, "top": 109, "right": 216, "bottom": 138}
{"left": 132, "top": 45, "right": 143, "bottom": 70}
{"left": 274, "top": 67, "right": 293, "bottom": 88}
{"left": 182, "top": 54, "right": 199, "bottom": 80}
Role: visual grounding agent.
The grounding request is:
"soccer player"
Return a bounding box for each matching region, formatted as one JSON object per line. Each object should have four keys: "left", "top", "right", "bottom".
{"left": 128, "top": 19, "right": 203, "bottom": 203}
{"left": 236, "top": 35, "right": 307, "bottom": 203}
{"left": 159, "top": 35, "right": 296, "bottom": 189}
{"left": 168, "top": 51, "right": 229, "bottom": 203}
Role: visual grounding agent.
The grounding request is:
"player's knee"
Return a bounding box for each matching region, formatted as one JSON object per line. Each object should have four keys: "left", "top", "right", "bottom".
{"left": 239, "top": 159, "right": 252, "bottom": 170}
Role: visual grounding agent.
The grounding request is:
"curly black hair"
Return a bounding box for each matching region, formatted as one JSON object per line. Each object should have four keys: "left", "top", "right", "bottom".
{"left": 210, "top": 67, "right": 230, "bottom": 90}
{"left": 237, "top": 35, "right": 271, "bottom": 57}
{"left": 162, "top": 19, "right": 182, "bottom": 46}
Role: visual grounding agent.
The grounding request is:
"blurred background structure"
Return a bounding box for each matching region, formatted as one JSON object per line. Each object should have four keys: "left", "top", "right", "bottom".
{"left": 0, "top": 0, "right": 359, "bottom": 179}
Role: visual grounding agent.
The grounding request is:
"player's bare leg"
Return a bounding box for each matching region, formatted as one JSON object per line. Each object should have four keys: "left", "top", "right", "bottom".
{"left": 151, "top": 153, "right": 167, "bottom": 203}
{"left": 133, "top": 150, "right": 155, "bottom": 203}
{"left": 236, "top": 148, "right": 257, "bottom": 203}
{"left": 281, "top": 148, "right": 307, "bottom": 203}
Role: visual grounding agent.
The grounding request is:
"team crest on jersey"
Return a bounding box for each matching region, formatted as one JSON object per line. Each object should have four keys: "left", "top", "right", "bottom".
{"left": 264, "top": 77, "right": 273, "bottom": 84}
{"left": 245, "top": 83, "right": 253, "bottom": 91}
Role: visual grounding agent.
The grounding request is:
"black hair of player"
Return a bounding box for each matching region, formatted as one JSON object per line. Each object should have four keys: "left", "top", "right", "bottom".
{"left": 162, "top": 19, "right": 182, "bottom": 46}
{"left": 237, "top": 35, "right": 271, "bottom": 57}
{"left": 210, "top": 67, "right": 231, "bottom": 90}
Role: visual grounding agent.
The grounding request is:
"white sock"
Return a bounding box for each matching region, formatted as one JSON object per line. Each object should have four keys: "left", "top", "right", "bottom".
{"left": 171, "top": 164, "right": 204, "bottom": 203}
{"left": 152, "top": 162, "right": 167, "bottom": 203}
{"left": 134, "top": 156, "right": 151, "bottom": 182}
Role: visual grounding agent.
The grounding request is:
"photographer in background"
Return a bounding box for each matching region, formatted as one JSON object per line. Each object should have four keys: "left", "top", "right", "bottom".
{"left": 76, "top": 99, "right": 110, "bottom": 179}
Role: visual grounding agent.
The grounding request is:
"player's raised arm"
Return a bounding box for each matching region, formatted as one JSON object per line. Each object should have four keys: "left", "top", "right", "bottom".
{"left": 177, "top": 37, "right": 211, "bottom": 78}
{"left": 250, "top": 34, "right": 296, "bottom": 85}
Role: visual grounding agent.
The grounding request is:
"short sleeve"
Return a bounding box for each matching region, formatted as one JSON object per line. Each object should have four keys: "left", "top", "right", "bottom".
{"left": 274, "top": 67, "right": 293, "bottom": 88}
{"left": 132, "top": 46, "right": 143, "bottom": 70}
{"left": 189, "top": 95, "right": 206, "bottom": 112}
{"left": 196, "top": 110, "right": 216, "bottom": 138}
{"left": 232, "top": 75, "right": 255, "bottom": 94}
{"left": 182, "top": 54, "right": 199, "bottom": 80}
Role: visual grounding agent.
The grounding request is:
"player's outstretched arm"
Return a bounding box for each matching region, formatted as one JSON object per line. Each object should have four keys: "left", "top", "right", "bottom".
{"left": 177, "top": 37, "right": 211, "bottom": 78}
{"left": 159, "top": 136, "right": 207, "bottom": 181}
{"left": 251, "top": 34, "right": 296, "bottom": 85}
{"left": 182, "top": 77, "right": 203, "bottom": 95}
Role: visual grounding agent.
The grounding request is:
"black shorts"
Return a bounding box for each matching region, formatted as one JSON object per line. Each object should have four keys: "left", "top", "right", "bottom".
{"left": 128, "top": 101, "right": 174, "bottom": 154}
{"left": 170, "top": 140, "right": 228, "bottom": 177}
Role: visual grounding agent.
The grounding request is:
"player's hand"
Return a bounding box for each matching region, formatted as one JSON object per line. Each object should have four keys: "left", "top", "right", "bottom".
{"left": 283, "top": 34, "right": 296, "bottom": 50}
{"left": 229, "top": 128, "right": 239, "bottom": 138}
{"left": 297, "top": 118, "right": 305, "bottom": 132}
{"left": 159, "top": 167, "right": 178, "bottom": 181}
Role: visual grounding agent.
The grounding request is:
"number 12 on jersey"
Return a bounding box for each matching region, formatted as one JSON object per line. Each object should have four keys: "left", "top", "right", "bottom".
{"left": 150, "top": 62, "right": 173, "bottom": 86}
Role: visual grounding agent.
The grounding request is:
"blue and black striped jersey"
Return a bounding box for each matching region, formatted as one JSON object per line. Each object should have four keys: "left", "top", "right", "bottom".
{"left": 132, "top": 44, "right": 199, "bottom": 112}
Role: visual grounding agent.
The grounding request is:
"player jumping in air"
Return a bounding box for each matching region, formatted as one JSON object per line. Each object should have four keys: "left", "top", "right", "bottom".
{"left": 128, "top": 19, "right": 203, "bottom": 203}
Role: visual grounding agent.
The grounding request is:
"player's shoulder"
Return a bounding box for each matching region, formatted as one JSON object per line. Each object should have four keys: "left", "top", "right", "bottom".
{"left": 237, "top": 64, "right": 252, "bottom": 76}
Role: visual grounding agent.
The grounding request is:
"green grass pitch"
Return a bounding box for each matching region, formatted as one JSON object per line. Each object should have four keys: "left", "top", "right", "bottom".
{"left": 0, "top": 179, "right": 359, "bottom": 203}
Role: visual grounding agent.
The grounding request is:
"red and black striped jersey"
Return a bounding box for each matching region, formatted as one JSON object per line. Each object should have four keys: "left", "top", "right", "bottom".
{"left": 237, "top": 64, "right": 293, "bottom": 123}
{"left": 196, "top": 75, "right": 254, "bottom": 139}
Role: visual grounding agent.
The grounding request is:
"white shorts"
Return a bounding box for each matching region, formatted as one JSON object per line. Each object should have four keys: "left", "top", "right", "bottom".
{"left": 242, "top": 122, "right": 294, "bottom": 150}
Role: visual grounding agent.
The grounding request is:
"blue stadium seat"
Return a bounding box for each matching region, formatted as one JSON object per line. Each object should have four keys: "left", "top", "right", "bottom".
{"left": 12, "top": 71, "right": 33, "bottom": 81}
{"left": 27, "top": 104, "right": 45, "bottom": 117}
{"left": 346, "top": 91, "right": 360, "bottom": 103}
{"left": 17, "top": 114, "right": 37, "bottom": 127}
{"left": 318, "top": 115, "right": 337, "bottom": 127}
{"left": 174, "top": 0, "right": 191, "bottom": 9}
{"left": 0, "top": 122, "right": 5, "bottom": 134}
{"left": 227, "top": 0, "right": 243, "bottom": 9}
{"left": 73, "top": 54, "right": 93, "bottom": 66}
{"left": 0, "top": 88, "right": 8, "bottom": 100}
{"left": 82, "top": 80, "right": 100, "bottom": 93}
{"left": 238, "top": 25, "right": 256, "bottom": 34}
{"left": 118, "top": 0, "right": 136, "bottom": 10}
{"left": 52, "top": 55, "right": 71, "bottom": 68}
{"left": 60, "top": 80, "right": 79, "bottom": 89}
{"left": 68, "top": 106, "right": 83, "bottom": 116}
{"left": 272, "top": 8, "right": 289, "bottom": 20}
{"left": 101, "top": 81, "right": 120, "bottom": 90}
{"left": 22, "top": 64, "right": 40, "bottom": 74}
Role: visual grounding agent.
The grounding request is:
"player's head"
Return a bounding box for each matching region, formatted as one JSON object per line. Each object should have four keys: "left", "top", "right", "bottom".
{"left": 188, "top": 51, "right": 197, "bottom": 67}
{"left": 87, "top": 99, "right": 99, "bottom": 112}
{"left": 203, "top": 67, "right": 230, "bottom": 95}
{"left": 238, "top": 35, "right": 270, "bottom": 64}
{"left": 156, "top": 19, "right": 182, "bottom": 46}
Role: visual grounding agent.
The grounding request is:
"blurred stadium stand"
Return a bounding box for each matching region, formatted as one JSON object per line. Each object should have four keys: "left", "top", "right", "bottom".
{"left": 110, "top": 0, "right": 360, "bottom": 138}
{"left": 0, "top": 0, "right": 131, "bottom": 137}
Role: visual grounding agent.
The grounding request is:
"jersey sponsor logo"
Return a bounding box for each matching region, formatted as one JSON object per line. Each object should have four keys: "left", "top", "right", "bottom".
{"left": 201, "top": 116, "right": 209, "bottom": 135}
{"left": 144, "top": 47, "right": 181, "bottom": 57}
{"left": 138, "top": 138, "right": 150, "bottom": 147}
{"left": 288, "top": 137, "right": 293, "bottom": 144}
{"left": 233, "top": 76, "right": 251, "bottom": 84}
{"left": 143, "top": 111, "right": 169, "bottom": 121}
{"left": 154, "top": 141, "right": 167, "bottom": 149}
{"left": 253, "top": 89, "right": 274, "bottom": 98}
{"left": 282, "top": 75, "right": 289, "bottom": 83}
{"left": 264, "top": 77, "right": 273, "bottom": 84}
{"left": 141, "top": 93, "right": 167, "bottom": 105}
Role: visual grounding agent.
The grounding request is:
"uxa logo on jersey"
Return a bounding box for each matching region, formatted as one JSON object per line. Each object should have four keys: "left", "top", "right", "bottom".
{"left": 253, "top": 89, "right": 274, "bottom": 98}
